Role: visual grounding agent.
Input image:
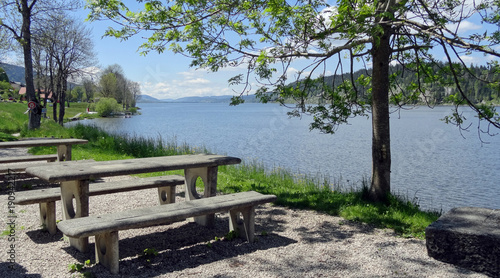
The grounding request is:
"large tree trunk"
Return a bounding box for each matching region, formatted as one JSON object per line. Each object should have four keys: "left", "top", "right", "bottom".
{"left": 20, "top": 0, "right": 41, "bottom": 130}
{"left": 52, "top": 101, "right": 58, "bottom": 122}
{"left": 368, "top": 24, "right": 392, "bottom": 203}
{"left": 58, "top": 78, "right": 67, "bottom": 126}
{"left": 53, "top": 74, "right": 62, "bottom": 123}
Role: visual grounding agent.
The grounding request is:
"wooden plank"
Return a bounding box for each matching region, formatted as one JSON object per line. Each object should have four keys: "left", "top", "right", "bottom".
{"left": 25, "top": 154, "right": 241, "bottom": 183}
{"left": 0, "top": 154, "right": 58, "bottom": 163}
{"left": 0, "top": 159, "right": 95, "bottom": 174}
{"left": 57, "top": 191, "right": 276, "bottom": 238}
{"left": 0, "top": 162, "right": 53, "bottom": 173}
{"left": 13, "top": 175, "right": 185, "bottom": 205}
{"left": 0, "top": 138, "right": 88, "bottom": 148}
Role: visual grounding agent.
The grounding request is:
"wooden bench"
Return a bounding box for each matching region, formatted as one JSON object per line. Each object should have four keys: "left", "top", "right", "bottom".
{"left": 0, "top": 138, "right": 88, "bottom": 161}
{"left": 13, "top": 175, "right": 185, "bottom": 235}
{"left": 57, "top": 191, "right": 276, "bottom": 274}
{"left": 0, "top": 154, "right": 58, "bottom": 164}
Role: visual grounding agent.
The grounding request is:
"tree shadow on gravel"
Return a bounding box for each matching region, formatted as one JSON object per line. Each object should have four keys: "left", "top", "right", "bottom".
{"left": 0, "top": 262, "right": 41, "bottom": 277}
{"left": 293, "top": 220, "right": 376, "bottom": 244}
{"left": 368, "top": 243, "right": 488, "bottom": 277}
{"left": 58, "top": 216, "right": 297, "bottom": 276}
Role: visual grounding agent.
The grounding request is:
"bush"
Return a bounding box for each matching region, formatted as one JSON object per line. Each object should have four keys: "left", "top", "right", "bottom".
{"left": 0, "top": 81, "right": 13, "bottom": 95}
{"left": 95, "top": 97, "right": 121, "bottom": 117}
{"left": 129, "top": 107, "right": 138, "bottom": 114}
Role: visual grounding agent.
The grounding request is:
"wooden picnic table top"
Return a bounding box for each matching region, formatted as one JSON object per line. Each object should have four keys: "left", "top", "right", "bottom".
{"left": 0, "top": 138, "right": 88, "bottom": 148}
{"left": 24, "top": 154, "right": 241, "bottom": 183}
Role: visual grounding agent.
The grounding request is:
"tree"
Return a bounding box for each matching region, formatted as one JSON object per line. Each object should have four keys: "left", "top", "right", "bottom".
{"left": 0, "top": 27, "right": 14, "bottom": 63}
{"left": 69, "top": 86, "right": 84, "bottom": 102}
{"left": 34, "top": 12, "right": 96, "bottom": 125}
{"left": 0, "top": 67, "right": 9, "bottom": 82}
{"left": 98, "top": 72, "right": 117, "bottom": 98}
{"left": 87, "top": 0, "right": 500, "bottom": 202}
{"left": 128, "top": 80, "right": 141, "bottom": 108}
{"left": 100, "top": 64, "right": 128, "bottom": 105}
{"left": 0, "top": 67, "right": 13, "bottom": 96}
{"left": 1, "top": 0, "right": 79, "bottom": 129}
{"left": 82, "top": 78, "right": 95, "bottom": 102}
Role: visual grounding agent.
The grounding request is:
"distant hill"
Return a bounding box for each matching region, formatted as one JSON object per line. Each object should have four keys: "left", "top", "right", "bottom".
{"left": 138, "top": 94, "right": 259, "bottom": 103}
{"left": 137, "top": 94, "right": 161, "bottom": 102}
{"left": 0, "top": 62, "right": 80, "bottom": 88}
{"left": 165, "top": 94, "right": 258, "bottom": 103}
{"left": 0, "top": 63, "right": 25, "bottom": 84}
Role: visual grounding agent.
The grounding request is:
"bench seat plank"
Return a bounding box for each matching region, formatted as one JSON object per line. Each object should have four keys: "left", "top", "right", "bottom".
{"left": 0, "top": 154, "right": 58, "bottom": 163}
{"left": 14, "top": 175, "right": 184, "bottom": 235}
{"left": 13, "top": 175, "right": 185, "bottom": 205}
{"left": 58, "top": 191, "right": 276, "bottom": 238}
{"left": 57, "top": 191, "right": 275, "bottom": 274}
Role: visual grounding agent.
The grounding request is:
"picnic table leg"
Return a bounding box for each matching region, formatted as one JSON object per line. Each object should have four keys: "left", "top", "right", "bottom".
{"left": 158, "top": 186, "right": 176, "bottom": 204}
{"left": 60, "top": 179, "right": 89, "bottom": 252}
{"left": 57, "top": 144, "right": 72, "bottom": 161}
{"left": 229, "top": 207, "right": 256, "bottom": 242}
{"left": 95, "top": 231, "right": 119, "bottom": 274}
{"left": 184, "top": 166, "right": 217, "bottom": 226}
{"left": 39, "top": 202, "right": 56, "bottom": 235}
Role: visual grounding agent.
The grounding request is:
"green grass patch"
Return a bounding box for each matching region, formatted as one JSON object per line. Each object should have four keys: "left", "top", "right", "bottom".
{"left": 0, "top": 102, "right": 28, "bottom": 134}
{"left": 0, "top": 131, "right": 17, "bottom": 142}
{"left": 217, "top": 161, "right": 440, "bottom": 239}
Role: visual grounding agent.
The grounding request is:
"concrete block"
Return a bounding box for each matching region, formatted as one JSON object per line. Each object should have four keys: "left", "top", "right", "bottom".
{"left": 426, "top": 207, "right": 500, "bottom": 277}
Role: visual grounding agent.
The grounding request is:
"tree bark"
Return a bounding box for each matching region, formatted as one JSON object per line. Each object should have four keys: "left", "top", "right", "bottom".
{"left": 368, "top": 24, "right": 392, "bottom": 203}
{"left": 20, "top": 0, "right": 41, "bottom": 129}
{"left": 58, "top": 78, "right": 66, "bottom": 125}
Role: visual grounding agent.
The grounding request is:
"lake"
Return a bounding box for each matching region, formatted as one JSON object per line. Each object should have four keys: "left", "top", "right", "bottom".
{"left": 69, "top": 102, "right": 500, "bottom": 212}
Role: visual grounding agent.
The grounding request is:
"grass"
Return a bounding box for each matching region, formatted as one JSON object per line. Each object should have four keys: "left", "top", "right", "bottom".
{"left": 217, "top": 161, "right": 440, "bottom": 238}
{"left": 0, "top": 102, "right": 99, "bottom": 136}
{"left": 0, "top": 102, "right": 28, "bottom": 134}
{"left": 1, "top": 104, "right": 441, "bottom": 238}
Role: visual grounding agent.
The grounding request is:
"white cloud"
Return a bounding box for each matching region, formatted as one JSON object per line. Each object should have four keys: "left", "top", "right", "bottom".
{"left": 447, "top": 20, "right": 482, "bottom": 34}
{"left": 140, "top": 69, "right": 233, "bottom": 99}
{"left": 458, "top": 55, "right": 476, "bottom": 64}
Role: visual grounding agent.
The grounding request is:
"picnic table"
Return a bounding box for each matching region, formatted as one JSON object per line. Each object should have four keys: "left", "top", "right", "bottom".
{"left": 0, "top": 138, "right": 88, "bottom": 161}
{"left": 24, "top": 154, "right": 241, "bottom": 252}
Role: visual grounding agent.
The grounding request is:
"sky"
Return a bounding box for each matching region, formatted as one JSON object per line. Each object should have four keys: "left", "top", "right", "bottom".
{"left": 5, "top": 1, "right": 496, "bottom": 100}
{"left": 72, "top": 8, "right": 239, "bottom": 100}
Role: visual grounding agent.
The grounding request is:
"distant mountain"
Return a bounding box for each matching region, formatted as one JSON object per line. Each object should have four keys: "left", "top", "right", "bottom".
{"left": 138, "top": 94, "right": 259, "bottom": 103}
{"left": 0, "top": 63, "right": 25, "bottom": 84}
{"left": 0, "top": 62, "right": 79, "bottom": 87}
{"left": 161, "top": 94, "right": 258, "bottom": 103}
{"left": 137, "top": 94, "right": 161, "bottom": 102}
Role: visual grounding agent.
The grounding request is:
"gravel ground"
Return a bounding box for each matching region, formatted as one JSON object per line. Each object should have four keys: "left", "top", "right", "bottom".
{"left": 0, "top": 148, "right": 489, "bottom": 277}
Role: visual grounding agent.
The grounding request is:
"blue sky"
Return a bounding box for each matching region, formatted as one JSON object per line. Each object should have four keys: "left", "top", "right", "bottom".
{"left": 64, "top": 2, "right": 499, "bottom": 100}
{"left": 74, "top": 8, "right": 238, "bottom": 100}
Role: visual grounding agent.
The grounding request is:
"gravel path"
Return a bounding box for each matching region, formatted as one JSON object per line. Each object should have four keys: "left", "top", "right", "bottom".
{"left": 0, "top": 149, "right": 489, "bottom": 277}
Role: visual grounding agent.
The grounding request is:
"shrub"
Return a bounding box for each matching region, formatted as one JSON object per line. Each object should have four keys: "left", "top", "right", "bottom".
{"left": 95, "top": 97, "right": 121, "bottom": 117}
{"left": 128, "top": 107, "right": 138, "bottom": 114}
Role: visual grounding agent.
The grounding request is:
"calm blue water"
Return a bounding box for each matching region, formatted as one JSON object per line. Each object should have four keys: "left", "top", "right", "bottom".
{"left": 69, "top": 103, "right": 500, "bottom": 212}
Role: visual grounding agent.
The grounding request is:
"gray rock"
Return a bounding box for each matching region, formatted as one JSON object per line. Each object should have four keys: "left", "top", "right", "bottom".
{"left": 426, "top": 207, "right": 500, "bottom": 277}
